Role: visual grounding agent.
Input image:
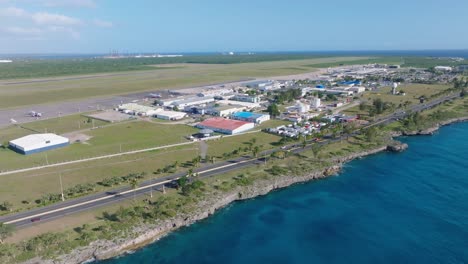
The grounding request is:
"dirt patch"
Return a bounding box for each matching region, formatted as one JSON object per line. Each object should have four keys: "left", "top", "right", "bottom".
{"left": 86, "top": 110, "right": 133, "bottom": 123}
{"left": 63, "top": 132, "right": 92, "bottom": 144}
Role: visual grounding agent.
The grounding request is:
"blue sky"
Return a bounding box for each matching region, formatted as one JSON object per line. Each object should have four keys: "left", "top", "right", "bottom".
{"left": 0, "top": 0, "right": 467, "bottom": 53}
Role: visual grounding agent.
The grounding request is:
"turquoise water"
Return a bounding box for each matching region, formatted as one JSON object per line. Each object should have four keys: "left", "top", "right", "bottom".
{"left": 102, "top": 123, "right": 468, "bottom": 264}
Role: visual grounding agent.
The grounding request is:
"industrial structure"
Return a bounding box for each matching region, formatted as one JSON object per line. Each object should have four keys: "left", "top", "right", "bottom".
{"left": 9, "top": 134, "right": 69, "bottom": 155}
{"left": 196, "top": 118, "right": 255, "bottom": 135}
{"left": 231, "top": 112, "right": 270, "bottom": 124}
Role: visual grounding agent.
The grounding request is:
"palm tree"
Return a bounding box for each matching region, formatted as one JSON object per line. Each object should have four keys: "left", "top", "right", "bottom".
{"left": 129, "top": 178, "right": 138, "bottom": 202}
{"left": 191, "top": 156, "right": 201, "bottom": 167}
{"left": 311, "top": 144, "right": 322, "bottom": 162}
{"left": 301, "top": 137, "right": 307, "bottom": 149}
{"left": 187, "top": 168, "right": 194, "bottom": 177}
{"left": 252, "top": 145, "right": 260, "bottom": 158}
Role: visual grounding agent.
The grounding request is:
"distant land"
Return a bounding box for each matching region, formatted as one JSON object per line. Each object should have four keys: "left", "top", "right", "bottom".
{"left": 1, "top": 49, "right": 468, "bottom": 60}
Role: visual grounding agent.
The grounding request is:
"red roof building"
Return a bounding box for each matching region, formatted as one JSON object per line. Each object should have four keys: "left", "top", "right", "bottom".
{"left": 196, "top": 118, "right": 255, "bottom": 135}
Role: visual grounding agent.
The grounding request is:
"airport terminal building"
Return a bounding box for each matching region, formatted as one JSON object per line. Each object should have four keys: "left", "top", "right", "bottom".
{"left": 9, "top": 134, "right": 69, "bottom": 155}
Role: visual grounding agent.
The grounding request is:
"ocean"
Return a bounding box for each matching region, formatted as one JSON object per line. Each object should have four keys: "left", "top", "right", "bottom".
{"left": 101, "top": 122, "right": 468, "bottom": 264}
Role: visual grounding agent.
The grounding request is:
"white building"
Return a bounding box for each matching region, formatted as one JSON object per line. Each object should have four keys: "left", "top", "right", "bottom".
{"left": 231, "top": 112, "right": 270, "bottom": 124}
{"left": 311, "top": 97, "right": 321, "bottom": 108}
{"left": 217, "top": 100, "right": 260, "bottom": 109}
{"left": 9, "top": 134, "right": 69, "bottom": 155}
{"left": 207, "top": 105, "right": 246, "bottom": 117}
{"left": 197, "top": 118, "right": 255, "bottom": 135}
{"left": 154, "top": 110, "right": 187, "bottom": 120}
{"left": 288, "top": 101, "right": 310, "bottom": 113}
{"left": 348, "top": 86, "right": 366, "bottom": 94}
{"left": 231, "top": 94, "right": 260, "bottom": 103}
{"left": 172, "top": 97, "right": 215, "bottom": 108}
{"left": 118, "top": 103, "right": 160, "bottom": 116}
{"left": 434, "top": 66, "right": 453, "bottom": 72}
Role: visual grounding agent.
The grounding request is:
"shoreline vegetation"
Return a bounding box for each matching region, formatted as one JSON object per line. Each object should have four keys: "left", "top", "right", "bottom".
{"left": 0, "top": 78, "right": 465, "bottom": 263}
{"left": 14, "top": 111, "right": 467, "bottom": 264}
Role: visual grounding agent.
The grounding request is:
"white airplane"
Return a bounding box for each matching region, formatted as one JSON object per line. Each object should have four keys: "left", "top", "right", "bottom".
{"left": 148, "top": 93, "right": 162, "bottom": 98}
{"left": 27, "top": 111, "right": 42, "bottom": 117}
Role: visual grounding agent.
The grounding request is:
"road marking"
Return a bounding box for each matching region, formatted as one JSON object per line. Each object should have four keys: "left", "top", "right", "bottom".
{"left": 3, "top": 156, "right": 264, "bottom": 225}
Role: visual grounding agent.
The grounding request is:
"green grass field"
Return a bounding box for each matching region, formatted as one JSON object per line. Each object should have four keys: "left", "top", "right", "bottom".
{"left": 0, "top": 128, "right": 282, "bottom": 211}
{"left": 344, "top": 83, "right": 452, "bottom": 116}
{"left": 0, "top": 120, "right": 198, "bottom": 171}
{"left": 0, "top": 57, "right": 374, "bottom": 109}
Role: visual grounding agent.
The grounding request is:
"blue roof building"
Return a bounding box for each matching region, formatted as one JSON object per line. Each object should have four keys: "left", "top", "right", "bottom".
{"left": 231, "top": 111, "right": 270, "bottom": 124}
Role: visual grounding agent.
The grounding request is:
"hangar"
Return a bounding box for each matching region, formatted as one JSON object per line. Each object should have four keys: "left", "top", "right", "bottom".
{"left": 9, "top": 134, "right": 69, "bottom": 155}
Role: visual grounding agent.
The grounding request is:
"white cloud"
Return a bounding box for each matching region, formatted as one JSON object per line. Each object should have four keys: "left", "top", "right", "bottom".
{"left": 1, "top": 26, "right": 42, "bottom": 36}
{"left": 32, "top": 12, "right": 83, "bottom": 26}
{"left": 93, "top": 19, "right": 112, "bottom": 28}
{"left": 43, "top": 0, "right": 97, "bottom": 8}
{"left": 0, "top": 7, "right": 28, "bottom": 17}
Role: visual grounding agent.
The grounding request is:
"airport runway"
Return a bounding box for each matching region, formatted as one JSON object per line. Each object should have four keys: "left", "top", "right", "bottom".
{"left": 0, "top": 78, "right": 252, "bottom": 129}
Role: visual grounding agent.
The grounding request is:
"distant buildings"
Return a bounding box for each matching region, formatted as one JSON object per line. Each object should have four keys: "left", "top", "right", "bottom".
{"left": 118, "top": 103, "right": 160, "bottom": 116}
{"left": 172, "top": 97, "right": 215, "bottom": 108}
{"left": 243, "top": 80, "right": 274, "bottom": 90}
{"left": 231, "top": 112, "right": 270, "bottom": 124}
{"left": 154, "top": 110, "right": 186, "bottom": 120}
{"left": 311, "top": 97, "right": 321, "bottom": 108}
{"left": 207, "top": 105, "right": 246, "bottom": 117}
{"left": 456, "top": 65, "right": 468, "bottom": 72}
{"left": 9, "top": 134, "right": 69, "bottom": 155}
{"left": 231, "top": 94, "right": 260, "bottom": 103}
{"left": 197, "top": 118, "right": 255, "bottom": 135}
{"left": 434, "top": 66, "right": 453, "bottom": 72}
{"left": 155, "top": 96, "right": 215, "bottom": 108}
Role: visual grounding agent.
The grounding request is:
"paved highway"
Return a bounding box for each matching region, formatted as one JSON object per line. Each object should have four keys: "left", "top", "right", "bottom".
{"left": 0, "top": 92, "right": 461, "bottom": 229}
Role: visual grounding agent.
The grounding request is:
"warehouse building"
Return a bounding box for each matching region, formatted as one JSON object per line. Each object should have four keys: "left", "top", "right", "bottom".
{"left": 118, "top": 103, "right": 160, "bottom": 116}
{"left": 172, "top": 96, "right": 215, "bottom": 108}
{"left": 196, "top": 118, "right": 255, "bottom": 135}
{"left": 154, "top": 110, "right": 187, "bottom": 120}
{"left": 9, "top": 134, "right": 69, "bottom": 155}
{"left": 206, "top": 105, "right": 246, "bottom": 117}
{"left": 232, "top": 112, "right": 270, "bottom": 124}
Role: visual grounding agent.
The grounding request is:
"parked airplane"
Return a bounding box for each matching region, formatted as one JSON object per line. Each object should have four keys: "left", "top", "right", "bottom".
{"left": 148, "top": 93, "right": 162, "bottom": 98}
{"left": 27, "top": 111, "right": 42, "bottom": 117}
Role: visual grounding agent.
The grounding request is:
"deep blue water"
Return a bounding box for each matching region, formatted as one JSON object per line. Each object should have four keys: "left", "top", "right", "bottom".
{"left": 102, "top": 122, "right": 468, "bottom": 264}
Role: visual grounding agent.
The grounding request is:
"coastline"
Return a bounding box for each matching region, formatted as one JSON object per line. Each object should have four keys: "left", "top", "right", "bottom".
{"left": 23, "top": 116, "right": 468, "bottom": 264}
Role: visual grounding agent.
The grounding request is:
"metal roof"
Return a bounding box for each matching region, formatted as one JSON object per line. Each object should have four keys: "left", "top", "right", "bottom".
{"left": 9, "top": 134, "right": 69, "bottom": 152}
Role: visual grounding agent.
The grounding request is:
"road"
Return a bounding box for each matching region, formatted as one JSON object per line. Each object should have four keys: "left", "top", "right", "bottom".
{"left": 0, "top": 92, "right": 461, "bottom": 229}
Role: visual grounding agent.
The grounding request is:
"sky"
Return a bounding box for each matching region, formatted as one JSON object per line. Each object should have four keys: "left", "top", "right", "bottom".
{"left": 0, "top": 0, "right": 467, "bottom": 54}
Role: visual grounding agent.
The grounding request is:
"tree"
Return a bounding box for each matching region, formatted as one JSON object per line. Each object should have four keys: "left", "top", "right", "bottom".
{"left": 343, "top": 123, "right": 356, "bottom": 141}
{"left": 250, "top": 137, "right": 257, "bottom": 145}
{"left": 252, "top": 145, "right": 260, "bottom": 158}
{"left": 373, "top": 98, "right": 385, "bottom": 114}
{"left": 311, "top": 144, "right": 322, "bottom": 161}
{"left": 461, "top": 88, "right": 466, "bottom": 98}
{"left": 359, "top": 102, "right": 367, "bottom": 111}
{"left": 0, "top": 201, "right": 12, "bottom": 212}
{"left": 192, "top": 156, "right": 201, "bottom": 167}
{"left": 129, "top": 178, "right": 138, "bottom": 202}
{"left": 0, "top": 223, "right": 14, "bottom": 244}
{"left": 267, "top": 103, "right": 280, "bottom": 118}
{"left": 365, "top": 127, "right": 379, "bottom": 142}
{"left": 176, "top": 176, "right": 189, "bottom": 190}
